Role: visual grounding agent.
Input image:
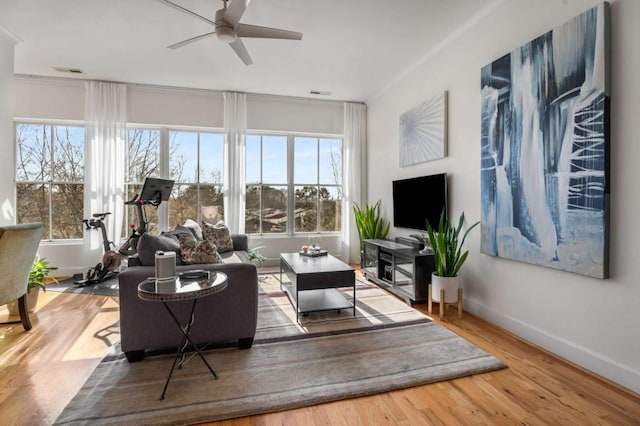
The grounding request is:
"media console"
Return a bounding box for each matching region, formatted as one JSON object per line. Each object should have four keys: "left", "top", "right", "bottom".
{"left": 362, "top": 238, "right": 436, "bottom": 305}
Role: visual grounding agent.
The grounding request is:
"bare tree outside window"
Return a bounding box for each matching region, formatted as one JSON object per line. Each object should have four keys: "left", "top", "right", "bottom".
{"left": 168, "top": 131, "right": 224, "bottom": 229}
{"left": 125, "top": 128, "right": 160, "bottom": 234}
{"left": 16, "top": 123, "right": 84, "bottom": 240}
{"left": 124, "top": 129, "right": 224, "bottom": 235}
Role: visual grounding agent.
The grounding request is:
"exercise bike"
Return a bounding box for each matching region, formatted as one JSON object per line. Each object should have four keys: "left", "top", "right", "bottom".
{"left": 74, "top": 212, "right": 122, "bottom": 286}
{"left": 118, "top": 176, "right": 175, "bottom": 257}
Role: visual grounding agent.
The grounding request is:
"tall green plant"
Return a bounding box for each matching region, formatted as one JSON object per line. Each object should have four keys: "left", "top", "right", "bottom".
{"left": 353, "top": 200, "right": 391, "bottom": 249}
{"left": 425, "top": 210, "right": 479, "bottom": 277}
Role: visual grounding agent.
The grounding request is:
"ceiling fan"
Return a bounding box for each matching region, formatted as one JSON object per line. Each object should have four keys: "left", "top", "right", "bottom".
{"left": 157, "top": 0, "right": 303, "bottom": 66}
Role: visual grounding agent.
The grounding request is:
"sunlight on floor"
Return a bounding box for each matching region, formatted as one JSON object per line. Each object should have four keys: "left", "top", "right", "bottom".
{"left": 62, "top": 297, "right": 120, "bottom": 362}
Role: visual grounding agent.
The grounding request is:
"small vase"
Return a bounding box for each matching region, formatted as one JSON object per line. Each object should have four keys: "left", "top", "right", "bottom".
{"left": 430, "top": 274, "right": 459, "bottom": 304}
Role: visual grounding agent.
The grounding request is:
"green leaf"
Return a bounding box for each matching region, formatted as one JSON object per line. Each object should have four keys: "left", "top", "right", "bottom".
{"left": 425, "top": 210, "right": 479, "bottom": 277}
{"left": 29, "top": 257, "right": 58, "bottom": 293}
{"left": 353, "top": 200, "right": 390, "bottom": 249}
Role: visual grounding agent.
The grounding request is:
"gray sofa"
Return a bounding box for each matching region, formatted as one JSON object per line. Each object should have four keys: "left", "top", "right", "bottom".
{"left": 118, "top": 233, "right": 258, "bottom": 362}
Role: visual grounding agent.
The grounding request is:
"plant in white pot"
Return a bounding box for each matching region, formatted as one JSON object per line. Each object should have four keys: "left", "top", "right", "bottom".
{"left": 425, "top": 210, "right": 479, "bottom": 313}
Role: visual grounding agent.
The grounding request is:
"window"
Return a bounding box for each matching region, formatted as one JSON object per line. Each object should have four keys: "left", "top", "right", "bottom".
{"left": 168, "top": 130, "right": 224, "bottom": 228}
{"left": 15, "top": 122, "right": 85, "bottom": 240}
{"left": 245, "top": 133, "right": 343, "bottom": 235}
{"left": 124, "top": 128, "right": 225, "bottom": 234}
{"left": 125, "top": 127, "right": 160, "bottom": 234}
{"left": 246, "top": 134, "right": 288, "bottom": 234}
{"left": 294, "top": 137, "right": 343, "bottom": 233}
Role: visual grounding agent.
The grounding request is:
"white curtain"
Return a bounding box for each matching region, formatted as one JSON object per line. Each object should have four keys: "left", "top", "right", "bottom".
{"left": 84, "top": 81, "right": 126, "bottom": 255}
{"left": 342, "top": 102, "right": 367, "bottom": 264}
{"left": 223, "top": 92, "right": 247, "bottom": 233}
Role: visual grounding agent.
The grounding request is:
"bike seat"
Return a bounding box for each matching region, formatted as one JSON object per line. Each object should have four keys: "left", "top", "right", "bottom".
{"left": 93, "top": 212, "right": 111, "bottom": 218}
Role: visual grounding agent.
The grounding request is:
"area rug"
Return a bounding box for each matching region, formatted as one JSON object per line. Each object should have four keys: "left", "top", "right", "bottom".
{"left": 55, "top": 274, "right": 506, "bottom": 425}
{"left": 254, "top": 273, "right": 430, "bottom": 341}
{"left": 46, "top": 276, "right": 119, "bottom": 297}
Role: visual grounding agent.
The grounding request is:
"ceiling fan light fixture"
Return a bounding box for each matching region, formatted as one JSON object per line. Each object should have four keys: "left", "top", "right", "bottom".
{"left": 216, "top": 25, "right": 237, "bottom": 43}
{"left": 162, "top": 0, "right": 302, "bottom": 65}
{"left": 215, "top": 7, "right": 236, "bottom": 43}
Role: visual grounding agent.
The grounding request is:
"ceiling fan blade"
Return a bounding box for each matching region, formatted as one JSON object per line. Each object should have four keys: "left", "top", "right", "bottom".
{"left": 224, "top": 0, "right": 251, "bottom": 28}
{"left": 229, "top": 38, "right": 253, "bottom": 65}
{"left": 167, "top": 32, "right": 217, "bottom": 49}
{"left": 156, "top": 0, "right": 215, "bottom": 26}
{"left": 236, "top": 24, "right": 302, "bottom": 40}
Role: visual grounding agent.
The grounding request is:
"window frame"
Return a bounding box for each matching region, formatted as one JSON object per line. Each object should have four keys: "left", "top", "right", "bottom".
{"left": 14, "top": 119, "right": 86, "bottom": 242}
{"left": 124, "top": 124, "right": 225, "bottom": 233}
{"left": 167, "top": 128, "right": 225, "bottom": 228}
{"left": 246, "top": 130, "right": 344, "bottom": 237}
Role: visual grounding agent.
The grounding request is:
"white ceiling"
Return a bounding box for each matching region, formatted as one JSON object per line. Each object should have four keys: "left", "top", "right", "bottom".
{"left": 0, "top": 0, "right": 490, "bottom": 102}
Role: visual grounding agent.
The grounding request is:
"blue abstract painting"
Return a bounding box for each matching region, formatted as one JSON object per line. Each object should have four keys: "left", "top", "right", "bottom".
{"left": 480, "top": 3, "right": 610, "bottom": 278}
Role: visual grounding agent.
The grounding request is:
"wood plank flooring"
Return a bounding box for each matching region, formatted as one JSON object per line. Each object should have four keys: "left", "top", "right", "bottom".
{"left": 0, "top": 279, "right": 638, "bottom": 425}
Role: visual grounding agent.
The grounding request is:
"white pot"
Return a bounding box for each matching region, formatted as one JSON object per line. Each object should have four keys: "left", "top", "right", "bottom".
{"left": 7, "top": 288, "right": 40, "bottom": 315}
{"left": 431, "top": 274, "right": 459, "bottom": 304}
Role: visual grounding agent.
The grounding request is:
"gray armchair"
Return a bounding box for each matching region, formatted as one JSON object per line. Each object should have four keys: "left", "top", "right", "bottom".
{"left": 0, "top": 223, "right": 44, "bottom": 331}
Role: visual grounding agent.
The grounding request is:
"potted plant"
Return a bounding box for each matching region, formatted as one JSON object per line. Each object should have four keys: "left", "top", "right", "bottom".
{"left": 353, "top": 200, "right": 391, "bottom": 264}
{"left": 9, "top": 257, "right": 58, "bottom": 315}
{"left": 425, "top": 210, "right": 479, "bottom": 305}
{"left": 248, "top": 245, "right": 266, "bottom": 267}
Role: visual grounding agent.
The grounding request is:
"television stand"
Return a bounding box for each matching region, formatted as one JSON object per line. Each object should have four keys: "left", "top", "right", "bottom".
{"left": 361, "top": 238, "right": 435, "bottom": 305}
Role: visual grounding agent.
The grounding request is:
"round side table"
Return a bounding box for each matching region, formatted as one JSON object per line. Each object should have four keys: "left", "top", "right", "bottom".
{"left": 138, "top": 271, "right": 228, "bottom": 400}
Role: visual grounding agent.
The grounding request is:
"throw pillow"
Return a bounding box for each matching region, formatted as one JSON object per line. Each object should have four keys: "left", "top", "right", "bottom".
{"left": 136, "top": 233, "right": 181, "bottom": 266}
{"left": 178, "top": 236, "right": 222, "bottom": 264}
{"left": 162, "top": 225, "right": 197, "bottom": 245}
{"left": 183, "top": 219, "right": 203, "bottom": 240}
{"left": 202, "top": 220, "right": 234, "bottom": 253}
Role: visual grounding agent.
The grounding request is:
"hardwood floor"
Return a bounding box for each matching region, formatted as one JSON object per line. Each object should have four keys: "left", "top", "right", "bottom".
{"left": 0, "top": 282, "right": 638, "bottom": 425}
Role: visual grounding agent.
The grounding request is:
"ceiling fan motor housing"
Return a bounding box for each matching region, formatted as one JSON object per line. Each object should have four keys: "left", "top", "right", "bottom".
{"left": 215, "top": 8, "right": 236, "bottom": 43}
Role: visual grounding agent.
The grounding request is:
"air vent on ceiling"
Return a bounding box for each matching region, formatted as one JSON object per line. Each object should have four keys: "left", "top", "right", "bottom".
{"left": 309, "top": 90, "right": 332, "bottom": 96}
{"left": 52, "top": 66, "right": 84, "bottom": 74}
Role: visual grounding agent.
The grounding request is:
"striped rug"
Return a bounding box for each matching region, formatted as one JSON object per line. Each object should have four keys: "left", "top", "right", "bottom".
{"left": 55, "top": 274, "right": 505, "bottom": 425}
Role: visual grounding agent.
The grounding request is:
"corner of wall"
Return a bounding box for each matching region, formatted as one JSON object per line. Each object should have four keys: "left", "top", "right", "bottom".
{"left": 0, "top": 28, "right": 16, "bottom": 225}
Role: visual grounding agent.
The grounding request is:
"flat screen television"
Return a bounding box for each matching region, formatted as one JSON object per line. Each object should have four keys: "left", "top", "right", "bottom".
{"left": 393, "top": 173, "right": 448, "bottom": 231}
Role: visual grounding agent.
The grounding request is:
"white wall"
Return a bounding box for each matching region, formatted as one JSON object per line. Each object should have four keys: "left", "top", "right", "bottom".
{"left": 11, "top": 77, "right": 344, "bottom": 273}
{"left": 127, "top": 85, "right": 224, "bottom": 128}
{"left": 0, "top": 28, "right": 16, "bottom": 225}
{"left": 248, "top": 95, "right": 343, "bottom": 135}
{"left": 367, "top": 0, "right": 640, "bottom": 393}
{"left": 15, "top": 77, "right": 84, "bottom": 121}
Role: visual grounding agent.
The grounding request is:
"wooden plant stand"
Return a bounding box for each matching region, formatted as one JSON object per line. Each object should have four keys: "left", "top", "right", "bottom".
{"left": 428, "top": 285, "right": 463, "bottom": 320}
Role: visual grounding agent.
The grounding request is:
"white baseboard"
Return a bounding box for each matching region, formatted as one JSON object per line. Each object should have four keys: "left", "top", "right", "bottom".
{"left": 54, "top": 267, "right": 85, "bottom": 278}
{"left": 464, "top": 298, "right": 640, "bottom": 395}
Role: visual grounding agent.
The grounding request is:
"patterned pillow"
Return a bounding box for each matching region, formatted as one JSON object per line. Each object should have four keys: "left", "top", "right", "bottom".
{"left": 202, "top": 220, "right": 234, "bottom": 253}
{"left": 178, "top": 235, "right": 222, "bottom": 264}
